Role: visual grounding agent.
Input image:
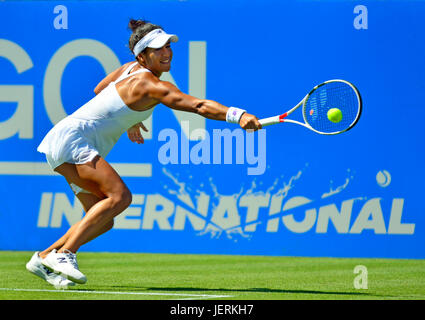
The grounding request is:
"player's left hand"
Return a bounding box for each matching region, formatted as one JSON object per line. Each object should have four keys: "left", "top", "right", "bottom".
{"left": 127, "top": 122, "right": 149, "bottom": 144}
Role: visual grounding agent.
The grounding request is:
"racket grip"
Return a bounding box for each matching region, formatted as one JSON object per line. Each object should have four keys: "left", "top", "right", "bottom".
{"left": 259, "top": 116, "right": 281, "bottom": 127}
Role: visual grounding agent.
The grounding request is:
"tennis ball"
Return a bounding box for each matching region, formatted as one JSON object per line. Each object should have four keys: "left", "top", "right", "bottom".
{"left": 327, "top": 108, "right": 343, "bottom": 123}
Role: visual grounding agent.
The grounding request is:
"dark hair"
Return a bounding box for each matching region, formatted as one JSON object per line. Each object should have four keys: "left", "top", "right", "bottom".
{"left": 128, "top": 19, "right": 162, "bottom": 55}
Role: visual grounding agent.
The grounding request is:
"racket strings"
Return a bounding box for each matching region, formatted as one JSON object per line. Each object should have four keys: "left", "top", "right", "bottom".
{"left": 303, "top": 81, "right": 360, "bottom": 134}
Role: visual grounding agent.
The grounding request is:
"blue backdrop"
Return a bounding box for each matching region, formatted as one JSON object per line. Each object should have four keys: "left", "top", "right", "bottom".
{"left": 0, "top": 0, "right": 424, "bottom": 258}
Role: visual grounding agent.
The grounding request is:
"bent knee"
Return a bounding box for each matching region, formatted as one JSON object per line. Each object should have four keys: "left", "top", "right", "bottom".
{"left": 111, "top": 188, "right": 132, "bottom": 211}
{"left": 105, "top": 219, "right": 114, "bottom": 230}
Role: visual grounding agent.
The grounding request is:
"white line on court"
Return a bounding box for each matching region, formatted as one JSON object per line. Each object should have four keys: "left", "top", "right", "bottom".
{"left": 0, "top": 288, "right": 232, "bottom": 299}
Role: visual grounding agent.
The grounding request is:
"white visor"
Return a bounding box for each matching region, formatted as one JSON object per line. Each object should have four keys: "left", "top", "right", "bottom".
{"left": 133, "top": 29, "right": 178, "bottom": 57}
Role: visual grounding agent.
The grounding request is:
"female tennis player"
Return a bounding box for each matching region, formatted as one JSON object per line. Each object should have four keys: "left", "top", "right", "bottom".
{"left": 26, "top": 19, "right": 262, "bottom": 287}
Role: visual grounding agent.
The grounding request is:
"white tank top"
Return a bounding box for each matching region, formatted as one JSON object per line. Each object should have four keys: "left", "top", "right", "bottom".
{"left": 71, "top": 62, "right": 154, "bottom": 129}
{"left": 37, "top": 62, "right": 155, "bottom": 167}
{"left": 68, "top": 62, "right": 155, "bottom": 155}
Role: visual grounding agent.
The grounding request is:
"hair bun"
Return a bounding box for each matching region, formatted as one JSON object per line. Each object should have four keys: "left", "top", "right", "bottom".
{"left": 128, "top": 19, "right": 146, "bottom": 32}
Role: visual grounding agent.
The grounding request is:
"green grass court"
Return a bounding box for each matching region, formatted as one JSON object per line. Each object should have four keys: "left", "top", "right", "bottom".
{"left": 0, "top": 251, "right": 424, "bottom": 300}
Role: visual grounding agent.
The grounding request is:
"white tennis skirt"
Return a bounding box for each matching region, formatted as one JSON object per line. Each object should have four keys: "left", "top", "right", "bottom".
{"left": 37, "top": 118, "right": 100, "bottom": 170}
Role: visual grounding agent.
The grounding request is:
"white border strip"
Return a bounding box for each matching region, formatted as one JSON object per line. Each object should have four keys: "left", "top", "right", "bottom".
{"left": 0, "top": 288, "right": 231, "bottom": 299}
{"left": 0, "top": 162, "right": 152, "bottom": 177}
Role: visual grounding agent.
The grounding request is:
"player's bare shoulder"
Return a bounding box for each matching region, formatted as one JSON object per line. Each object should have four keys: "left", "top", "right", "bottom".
{"left": 115, "top": 70, "right": 149, "bottom": 98}
{"left": 138, "top": 72, "right": 177, "bottom": 100}
{"left": 128, "top": 71, "right": 162, "bottom": 98}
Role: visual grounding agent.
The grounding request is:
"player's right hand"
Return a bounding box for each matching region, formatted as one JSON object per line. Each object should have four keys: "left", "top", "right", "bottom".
{"left": 239, "top": 113, "right": 262, "bottom": 131}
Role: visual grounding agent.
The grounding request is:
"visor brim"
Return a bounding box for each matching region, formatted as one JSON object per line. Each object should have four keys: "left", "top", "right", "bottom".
{"left": 147, "top": 34, "right": 179, "bottom": 49}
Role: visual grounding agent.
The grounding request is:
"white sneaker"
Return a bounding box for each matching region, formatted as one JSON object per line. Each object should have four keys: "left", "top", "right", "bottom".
{"left": 42, "top": 249, "right": 87, "bottom": 284}
{"left": 26, "top": 251, "right": 75, "bottom": 290}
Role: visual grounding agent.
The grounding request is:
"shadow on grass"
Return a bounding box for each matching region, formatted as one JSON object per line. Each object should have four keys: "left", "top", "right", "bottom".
{"left": 103, "top": 285, "right": 370, "bottom": 297}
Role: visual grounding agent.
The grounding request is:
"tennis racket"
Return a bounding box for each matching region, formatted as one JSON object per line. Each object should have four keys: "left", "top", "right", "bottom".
{"left": 259, "top": 79, "right": 362, "bottom": 135}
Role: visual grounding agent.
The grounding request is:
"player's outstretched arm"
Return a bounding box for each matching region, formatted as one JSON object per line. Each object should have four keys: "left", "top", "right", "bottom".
{"left": 146, "top": 77, "right": 262, "bottom": 130}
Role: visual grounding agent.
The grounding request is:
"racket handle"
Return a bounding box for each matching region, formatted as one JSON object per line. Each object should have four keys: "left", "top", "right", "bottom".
{"left": 259, "top": 116, "right": 281, "bottom": 127}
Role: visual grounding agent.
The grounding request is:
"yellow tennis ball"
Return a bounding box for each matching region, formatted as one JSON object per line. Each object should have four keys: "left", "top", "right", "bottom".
{"left": 327, "top": 108, "right": 343, "bottom": 123}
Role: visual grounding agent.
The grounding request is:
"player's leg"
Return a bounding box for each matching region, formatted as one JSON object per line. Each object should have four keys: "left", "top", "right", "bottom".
{"left": 38, "top": 192, "right": 114, "bottom": 259}
{"left": 41, "top": 156, "right": 131, "bottom": 283}
{"left": 28, "top": 192, "right": 114, "bottom": 288}
{"left": 53, "top": 155, "right": 132, "bottom": 254}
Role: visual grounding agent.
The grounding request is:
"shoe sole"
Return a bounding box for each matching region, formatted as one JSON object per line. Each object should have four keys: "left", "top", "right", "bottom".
{"left": 42, "top": 261, "right": 87, "bottom": 284}
{"left": 26, "top": 262, "right": 75, "bottom": 289}
{"left": 26, "top": 262, "right": 47, "bottom": 280}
